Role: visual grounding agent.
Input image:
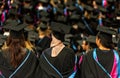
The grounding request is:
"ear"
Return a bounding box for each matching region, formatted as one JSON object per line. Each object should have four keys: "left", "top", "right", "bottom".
{"left": 96, "top": 36, "right": 101, "bottom": 46}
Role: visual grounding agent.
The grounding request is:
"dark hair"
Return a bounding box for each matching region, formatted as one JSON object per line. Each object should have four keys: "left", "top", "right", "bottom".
{"left": 97, "top": 32, "right": 113, "bottom": 48}
{"left": 6, "top": 33, "right": 26, "bottom": 68}
{"left": 52, "top": 31, "right": 65, "bottom": 42}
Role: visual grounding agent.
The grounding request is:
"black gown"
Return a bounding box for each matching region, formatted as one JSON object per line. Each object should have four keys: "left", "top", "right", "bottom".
{"left": 35, "top": 36, "right": 51, "bottom": 55}
{"left": 79, "top": 48, "right": 120, "bottom": 78}
{"left": 0, "top": 49, "right": 42, "bottom": 78}
{"left": 39, "top": 47, "right": 75, "bottom": 78}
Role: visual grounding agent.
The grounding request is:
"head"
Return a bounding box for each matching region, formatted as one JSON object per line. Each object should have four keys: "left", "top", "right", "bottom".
{"left": 3, "top": 21, "right": 27, "bottom": 68}
{"left": 81, "top": 39, "right": 90, "bottom": 51}
{"left": 96, "top": 32, "right": 113, "bottom": 49}
{"left": 52, "top": 31, "right": 65, "bottom": 42}
{"left": 50, "top": 22, "right": 71, "bottom": 42}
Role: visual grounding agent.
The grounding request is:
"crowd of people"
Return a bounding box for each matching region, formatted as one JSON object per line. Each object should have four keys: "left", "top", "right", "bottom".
{"left": 0, "top": 0, "right": 119, "bottom": 78}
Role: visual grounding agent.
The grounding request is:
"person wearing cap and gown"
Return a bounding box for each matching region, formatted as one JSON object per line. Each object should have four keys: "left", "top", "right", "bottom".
{"left": 35, "top": 23, "right": 51, "bottom": 56}
{"left": 0, "top": 21, "right": 42, "bottom": 78}
{"left": 81, "top": 35, "right": 97, "bottom": 54}
{"left": 79, "top": 26, "right": 120, "bottom": 78}
{"left": 39, "top": 22, "right": 76, "bottom": 78}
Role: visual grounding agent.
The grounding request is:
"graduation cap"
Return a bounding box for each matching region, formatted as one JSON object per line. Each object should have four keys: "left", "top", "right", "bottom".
{"left": 90, "top": 14, "right": 98, "bottom": 20}
{"left": 107, "top": 0, "right": 114, "bottom": 2}
{"left": 24, "top": 14, "right": 34, "bottom": 24}
{"left": 40, "top": 10, "right": 49, "bottom": 17}
{"left": 77, "top": 40, "right": 83, "bottom": 45}
{"left": 97, "top": 26, "right": 117, "bottom": 35}
{"left": 70, "top": 14, "right": 80, "bottom": 21}
{"left": 50, "top": 22, "right": 71, "bottom": 41}
{"left": 11, "top": 2, "right": 19, "bottom": 9}
{"left": 24, "top": 0, "right": 31, "bottom": 3}
{"left": 56, "top": 16, "right": 67, "bottom": 23}
{"left": 98, "top": 6, "right": 107, "bottom": 13}
{"left": 103, "top": 18, "right": 113, "bottom": 26}
{"left": 67, "top": 5, "right": 76, "bottom": 12}
{"left": 37, "top": 0, "right": 49, "bottom": 3}
{"left": 0, "top": 39, "right": 5, "bottom": 47}
{"left": 0, "top": 1, "right": 3, "bottom": 6}
{"left": 53, "top": 0, "right": 58, "bottom": 3}
{"left": 9, "top": 8, "right": 18, "bottom": 16}
{"left": 112, "top": 35, "right": 119, "bottom": 45}
{"left": 0, "top": 34, "right": 7, "bottom": 40}
{"left": 84, "top": 5, "right": 93, "bottom": 12}
{"left": 28, "top": 31, "right": 39, "bottom": 42}
{"left": 38, "top": 23, "right": 48, "bottom": 31}
{"left": 50, "top": 22, "right": 71, "bottom": 34}
{"left": 24, "top": 26, "right": 33, "bottom": 32}
{"left": 86, "top": 35, "right": 96, "bottom": 43}
{"left": 116, "top": 10, "right": 120, "bottom": 20}
{"left": 57, "top": 3, "right": 64, "bottom": 9}
{"left": 78, "top": 22, "right": 86, "bottom": 30}
{"left": 3, "top": 21, "right": 28, "bottom": 39}
{"left": 117, "top": 10, "right": 120, "bottom": 16}
{"left": 56, "top": 8, "right": 64, "bottom": 15}
{"left": 41, "top": 17, "right": 50, "bottom": 23}
{"left": 95, "top": 0, "right": 102, "bottom": 5}
{"left": 65, "top": 34, "right": 73, "bottom": 39}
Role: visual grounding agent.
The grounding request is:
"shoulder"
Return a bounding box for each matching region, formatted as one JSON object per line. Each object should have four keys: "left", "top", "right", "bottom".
{"left": 63, "top": 47, "right": 75, "bottom": 54}
{"left": 62, "top": 47, "right": 75, "bottom": 59}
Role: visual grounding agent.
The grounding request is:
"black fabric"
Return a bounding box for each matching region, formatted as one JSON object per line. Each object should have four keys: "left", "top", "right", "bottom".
{"left": 35, "top": 36, "right": 51, "bottom": 55}
{"left": 79, "top": 48, "right": 117, "bottom": 78}
{"left": 39, "top": 47, "right": 75, "bottom": 78}
{"left": 0, "top": 50, "right": 42, "bottom": 78}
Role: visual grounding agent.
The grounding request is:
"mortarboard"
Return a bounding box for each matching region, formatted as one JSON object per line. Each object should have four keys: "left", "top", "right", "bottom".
{"left": 112, "top": 35, "right": 119, "bottom": 45}
{"left": 40, "top": 10, "right": 49, "bottom": 17}
{"left": 95, "top": 0, "right": 102, "bottom": 5}
{"left": 116, "top": 11, "right": 120, "bottom": 20}
{"left": 41, "top": 17, "right": 50, "bottom": 23}
{"left": 57, "top": 3, "right": 64, "bottom": 9}
{"left": 77, "top": 40, "right": 83, "bottom": 46}
{"left": 64, "top": 34, "right": 73, "bottom": 39}
{"left": 24, "top": 14, "right": 34, "bottom": 24}
{"left": 56, "top": 7, "right": 64, "bottom": 15}
{"left": 97, "top": 26, "right": 117, "bottom": 35}
{"left": 0, "top": 34, "right": 7, "bottom": 40}
{"left": 78, "top": 22, "right": 86, "bottom": 30}
{"left": 50, "top": 22, "right": 71, "bottom": 34}
{"left": 37, "top": 0, "right": 49, "bottom": 3}
{"left": 0, "top": 39, "right": 5, "bottom": 47}
{"left": 11, "top": 2, "right": 19, "bottom": 9}
{"left": 9, "top": 8, "right": 18, "bottom": 16}
{"left": 56, "top": 16, "right": 67, "bottom": 23}
{"left": 38, "top": 23, "right": 48, "bottom": 31}
{"left": 117, "top": 10, "right": 120, "bottom": 16}
{"left": 98, "top": 6, "right": 107, "bottom": 13}
{"left": 3, "top": 21, "right": 28, "bottom": 39}
{"left": 0, "top": 1, "right": 3, "bottom": 6}
{"left": 67, "top": 5, "right": 76, "bottom": 12}
{"left": 63, "top": 39, "right": 71, "bottom": 46}
{"left": 53, "top": 0, "right": 58, "bottom": 3}
{"left": 86, "top": 35, "right": 96, "bottom": 43}
{"left": 69, "top": 14, "right": 80, "bottom": 21}
{"left": 28, "top": 31, "right": 39, "bottom": 42}
{"left": 24, "top": 26, "right": 33, "bottom": 32}
{"left": 107, "top": 0, "right": 114, "bottom": 2}
{"left": 24, "top": 0, "right": 31, "bottom": 3}
{"left": 84, "top": 5, "right": 93, "bottom": 12}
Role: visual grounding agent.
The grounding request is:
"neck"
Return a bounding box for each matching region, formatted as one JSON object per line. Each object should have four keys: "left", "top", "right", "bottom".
{"left": 50, "top": 41, "right": 62, "bottom": 47}
{"left": 51, "top": 43, "right": 65, "bottom": 57}
{"left": 99, "top": 45, "right": 110, "bottom": 50}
